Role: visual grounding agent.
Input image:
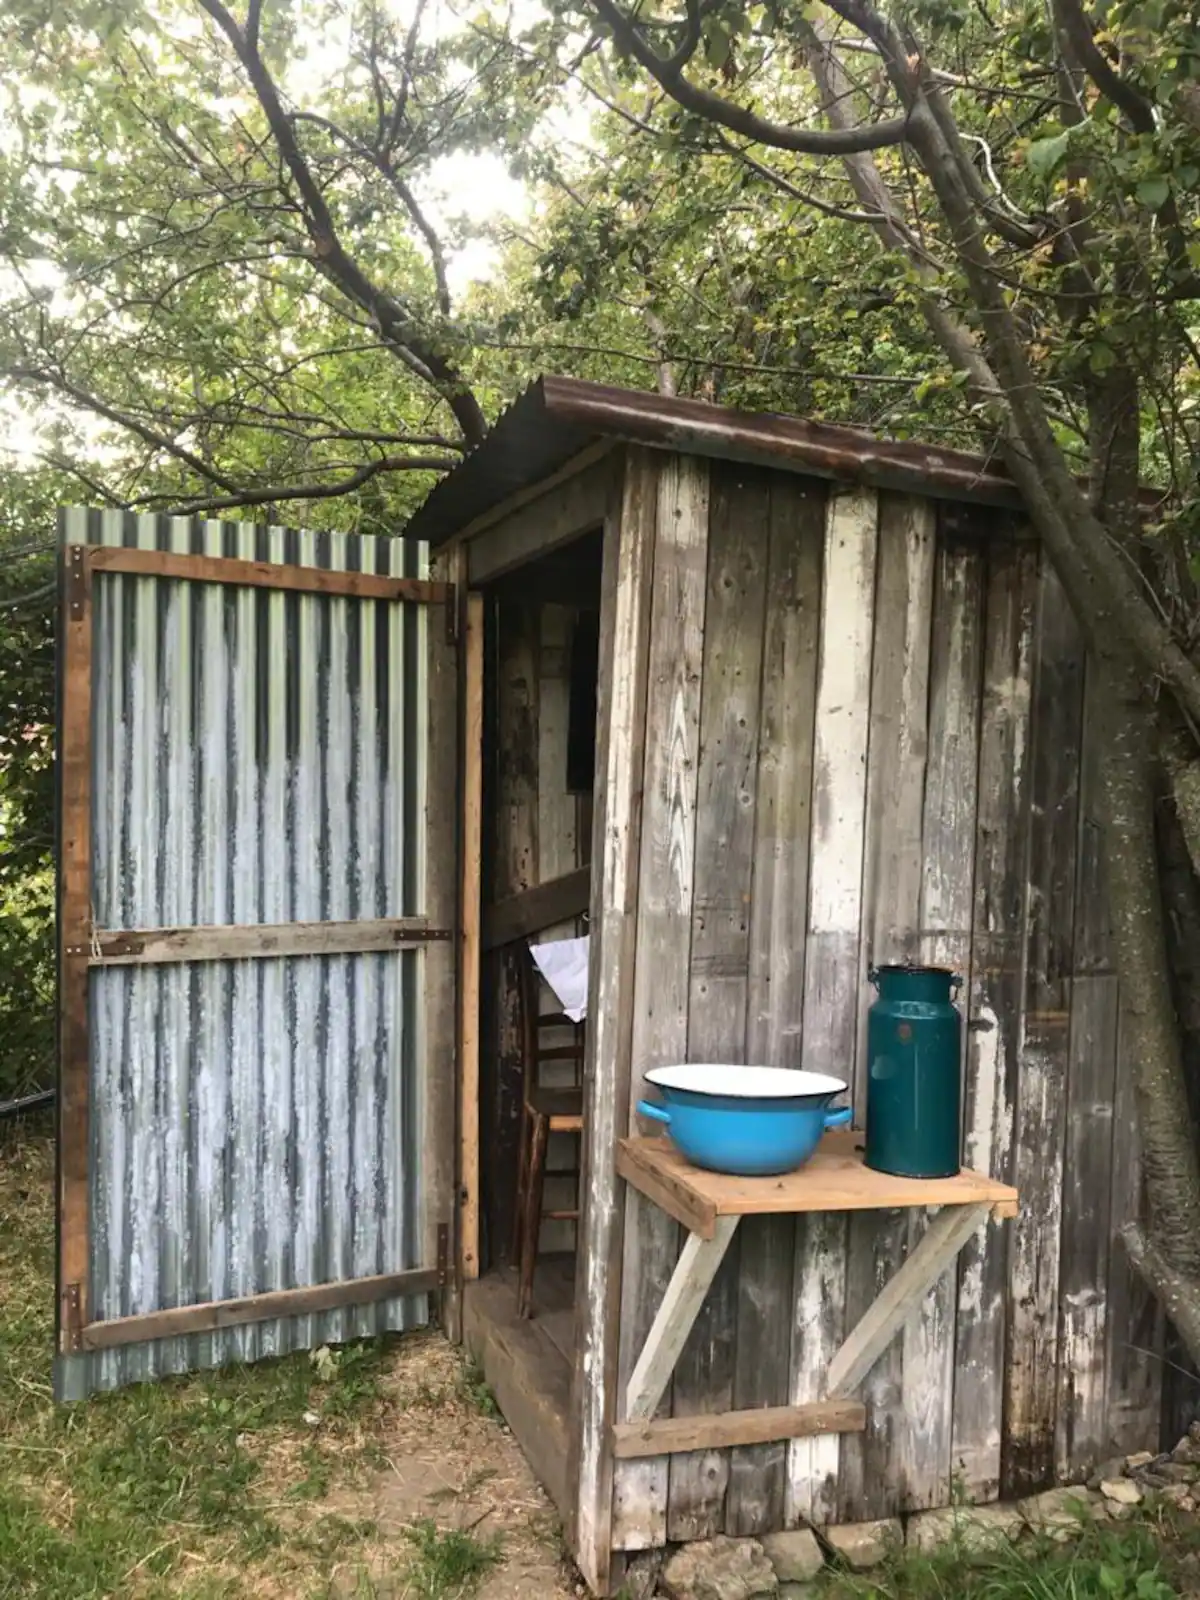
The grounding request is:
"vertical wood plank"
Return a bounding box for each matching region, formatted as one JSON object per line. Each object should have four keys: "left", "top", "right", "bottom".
{"left": 669, "top": 464, "right": 770, "bottom": 1541}
{"left": 729, "top": 475, "right": 825, "bottom": 1537}
{"left": 492, "top": 602, "right": 539, "bottom": 1264}
{"left": 612, "top": 452, "right": 709, "bottom": 1552}
{"left": 1055, "top": 656, "right": 1120, "bottom": 1480}
{"left": 58, "top": 527, "right": 95, "bottom": 1348}
{"left": 538, "top": 602, "right": 583, "bottom": 1251}
{"left": 838, "top": 495, "right": 935, "bottom": 1521}
{"left": 572, "top": 452, "right": 656, "bottom": 1595}
{"left": 426, "top": 553, "right": 460, "bottom": 1326}
{"left": 1002, "top": 563, "right": 1084, "bottom": 1497}
{"left": 952, "top": 535, "right": 1038, "bottom": 1503}
{"left": 460, "top": 591, "right": 484, "bottom": 1282}
{"left": 788, "top": 485, "right": 878, "bottom": 1528}
{"left": 902, "top": 528, "right": 984, "bottom": 1509}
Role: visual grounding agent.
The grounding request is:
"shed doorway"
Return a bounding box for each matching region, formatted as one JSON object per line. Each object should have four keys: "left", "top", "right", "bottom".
{"left": 463, "top": 525, "right": 605, "bottom": 1517}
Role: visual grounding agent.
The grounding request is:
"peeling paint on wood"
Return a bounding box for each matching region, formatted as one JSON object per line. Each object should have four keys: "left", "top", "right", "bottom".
{"left": 788, "top": 485, "right": 878, "bottom": 1528}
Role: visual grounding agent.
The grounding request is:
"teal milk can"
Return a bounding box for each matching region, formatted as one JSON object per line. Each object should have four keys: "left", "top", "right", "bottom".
{"left": 865, "top": 965, "right": 963, "bottom": 1179}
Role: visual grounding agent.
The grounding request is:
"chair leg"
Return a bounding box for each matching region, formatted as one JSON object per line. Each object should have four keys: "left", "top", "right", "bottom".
{"left": 518, "top": 1114, "right": 549, "bottom": 1319}
{"left": 512, "top": 1103, "right": 530, "bottom": 1266}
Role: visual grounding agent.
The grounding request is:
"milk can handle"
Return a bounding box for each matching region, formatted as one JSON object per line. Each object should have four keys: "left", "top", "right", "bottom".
{"left": 951, "top": 973, "right": 964, "bottom": 999}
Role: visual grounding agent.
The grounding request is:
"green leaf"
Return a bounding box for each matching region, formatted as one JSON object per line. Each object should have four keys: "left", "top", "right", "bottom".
{"left": 1136, "top": 175, "right": 1171, "bottom": 210}
{"left": 1027, "top": 129, "right": 1072, "bottom": 177}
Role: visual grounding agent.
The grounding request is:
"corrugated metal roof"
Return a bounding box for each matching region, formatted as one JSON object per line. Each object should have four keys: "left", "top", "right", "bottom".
{"left": 404, "top": 375, "right": 1024, "bottom": 548}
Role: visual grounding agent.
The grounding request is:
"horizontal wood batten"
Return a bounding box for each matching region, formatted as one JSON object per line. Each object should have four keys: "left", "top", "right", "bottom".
{"left": 81, "top": 917, "right": 450, "bottom": 966}
{"left": 86, "top": 545, "right": 449, "bottom": 604}
{"left": 79, "top": 1267, "right": 440, "bottom": 1350}
{"left": 482, "top": 866, "right": 591, "bottom": 952}
{"left": 611, "top": 1401, "right": 867, "bottom": 1459}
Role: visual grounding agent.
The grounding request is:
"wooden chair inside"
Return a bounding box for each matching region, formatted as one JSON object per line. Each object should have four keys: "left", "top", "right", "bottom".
{"left": 512, "top": 943, "right": 585, "bottom": 1319}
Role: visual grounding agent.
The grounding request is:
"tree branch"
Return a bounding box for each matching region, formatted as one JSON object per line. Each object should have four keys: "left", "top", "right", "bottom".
{"left": 1051, "top": 0, "right": 1155, "bottom": 133}
{"left": 149, "top": 453, "right": 458, "bottom": 516}
{"left": 585, "top": 0, "right": 909, "bottom": 156}
{"left": 193, "top": 0, "right": 486, "bottom": 443}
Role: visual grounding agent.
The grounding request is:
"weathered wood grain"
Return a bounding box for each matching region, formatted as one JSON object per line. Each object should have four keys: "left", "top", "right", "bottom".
{"left": 615, "top": 1401, "right": 866, "bottom": 1459}
{"left": 88, "top": 542, "right": 448, "bottom": 604}
{"left": 483, "top": 867, "right": 591, "bottom": 952}
{"left": 426, "top": 551, "right": 461, "bottom": 1331}
{"left": 1055, "top": 657, "right": 1120, "bottom": 1481}
{"left": 612, "top": 452, "right": 710, "bottom": 1552}
{"left": 789, "top": 485, "right": 878, "bottom": 1528}
{"left": 465, "top": 451, "right": 614, "bottom": 581}
{"left": 492, "top": 603, "right": 540, "bottom": 1265}
{"left": 1002, "top": 563, "right": 1084, "bottom": 1497}
{"left": 81, "top": 1265, "right": 441, "bottom": 1350}
{"left": 58, "top": 528, "right": 94, "bottom": 1349}
{"left": 626, "top": 1218, "right": 741, "bottom": 1425}
{"left": 460, "top": 592, "right": 485, "bottom": 1282}
{"left": 827, "top": 1205, "right": 992, "bottom": 1398}
{"left": 670, "top": 463, "right": 770, "bottom": 1541}
{"left": 536, "top": 604, "right": 586, "bottom": 1252}
{"left": 572, "top": 450, "right": 657, "bottom": 1594}
{"left": 839, "top": 494, "right": 935, "bottom": 1520}
{"left": 731, "top": 474, "right": 824, "bottom": 1536}
{"left": 617, "top": 1134, "right": 1018, "bottom": 1231}
{"left": 87, "top": 916, "right": 442, "bottom": 964}
{"left": 903, "top": 531, "right": 984, "bottom": 1510}
{"left": 952, "top": 536, "right": 1038, "bottom": 1503}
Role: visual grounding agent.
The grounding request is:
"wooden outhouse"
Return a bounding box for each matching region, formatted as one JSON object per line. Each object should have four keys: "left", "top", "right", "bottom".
{"left": 54, "top": 379, "right": 1163, "bottom": 1596}
{"left": 403, "top": 379, "right": 1162, "bottom": 1590}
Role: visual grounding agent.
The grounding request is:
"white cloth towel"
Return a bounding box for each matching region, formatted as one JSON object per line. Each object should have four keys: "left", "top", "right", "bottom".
{"left": 529, "top": 935, "right": 590, "bottom": 1022}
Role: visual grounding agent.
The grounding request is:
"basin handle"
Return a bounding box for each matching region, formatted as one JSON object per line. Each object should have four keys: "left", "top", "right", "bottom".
{"left": 637, "top": 1099, "right": 671, "bottom": 1126}
{"left": 824, "top": 1106, "right": 854, "bottom": 1130}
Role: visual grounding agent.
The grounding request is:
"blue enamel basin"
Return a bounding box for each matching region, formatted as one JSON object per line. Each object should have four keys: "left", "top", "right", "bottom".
{"left": 638, "top": 1064, "right": 851, "bottom": 1177}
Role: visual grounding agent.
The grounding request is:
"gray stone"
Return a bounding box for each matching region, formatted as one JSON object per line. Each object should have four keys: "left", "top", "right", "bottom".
{"left": 1087, "top": 1457, "right": 1128, "bottom": 1490}
{"left": 761, "top": 1531, "right": 824, "bottom": 1584}
{"left": 1174, "top": 1435, "right": 1200, "bottom": 1467}
{"left": 1019, "top": 1487, "right": 1104, "bottom": 1540}
{"left": 907, "top": 1505, "right": 1022, "bottom": 1558}
{"left": 1157, "top": 1483, "right": 1194, "bottom": 1507}
{"left": 825, "top": 1519, "right": 902, "bottom": 1571}
{"left": 1100, "top": 1479, "right": 1143, "bottom": 1507}
{"left": 1125, "top": 1451, "right": 1155, "bottom": 1471}
{"left": 622, "top": 1549, "right": 665, "bottom": 1600}
{"left": 779, "top": 1586, "right": 817, "bottom": 1600}
{"left": 661, "top": 1538, "right": 777, "bottom": 1600}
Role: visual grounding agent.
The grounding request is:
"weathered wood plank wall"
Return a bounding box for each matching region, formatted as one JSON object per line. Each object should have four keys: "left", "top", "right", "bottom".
{"left": 607, "top": 450, "right": 1164, "bottom": 1547}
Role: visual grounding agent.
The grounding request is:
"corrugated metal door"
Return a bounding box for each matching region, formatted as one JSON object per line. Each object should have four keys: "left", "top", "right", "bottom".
{"left": 55, "top": 511, "right": 458, "bottom": 1399}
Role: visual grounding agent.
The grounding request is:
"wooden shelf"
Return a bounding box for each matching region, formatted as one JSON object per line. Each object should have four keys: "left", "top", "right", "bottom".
{"left": 617, "top": 1128, "right": 1019, "bottom": 1240}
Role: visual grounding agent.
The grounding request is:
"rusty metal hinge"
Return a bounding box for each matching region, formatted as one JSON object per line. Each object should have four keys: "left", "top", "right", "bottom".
{"left": 62, "top": 1282, "right": 84, "bottom": 1353}
{"left": 436, "top": 1223, "right": 449, "bottom": 1287}
{"left": 66, "top": 545, "right": 89, "bottom": 622}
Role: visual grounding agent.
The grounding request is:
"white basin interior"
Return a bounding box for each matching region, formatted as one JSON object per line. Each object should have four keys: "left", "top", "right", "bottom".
{"left": 643, "top": 1064, "right": 847, "bottom": 1100}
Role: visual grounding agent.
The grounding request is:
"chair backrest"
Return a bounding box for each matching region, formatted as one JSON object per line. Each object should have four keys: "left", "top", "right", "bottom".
{"left": 517, "top": 943, "right": 586, "bottom": 1106}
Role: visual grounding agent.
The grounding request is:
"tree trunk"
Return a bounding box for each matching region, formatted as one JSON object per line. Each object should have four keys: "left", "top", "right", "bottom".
{"left": 1092, "top": 663, "right": 1200, "bottom": 1357}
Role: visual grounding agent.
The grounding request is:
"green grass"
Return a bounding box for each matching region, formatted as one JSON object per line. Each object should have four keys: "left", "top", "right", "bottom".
{"left": 816, "top": 1520, "right": 1187, "bottom": 1600}
{"left": 402, "top": 1519, "right": 503, "bottom": 1600}
{"left": 0, "top": 1124, "right": 503, "bottom": 1599}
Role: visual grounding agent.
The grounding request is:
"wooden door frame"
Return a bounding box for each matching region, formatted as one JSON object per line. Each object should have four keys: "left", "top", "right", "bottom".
{"left": 56, "top": 534, "right": 455, "bottom": 1358}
